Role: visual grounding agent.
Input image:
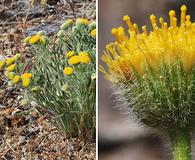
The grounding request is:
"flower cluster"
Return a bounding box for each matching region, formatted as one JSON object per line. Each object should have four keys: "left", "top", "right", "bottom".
{"left": 101, "top": 5, "right": 195, "bottom": 83}
{"left": 0, "top": 54, "right": 32, "bottom": 87}
{"left": 57, "top": 18, "right": 96, "bottom": 38}
{"left": 64, "top": 51, "right": 91, "bottom": 75}
{"left": 24, "top": 31, "right": 47, "bottom": 45}
{"left": 23, "top": 17, "right": 96, "bottom": 139}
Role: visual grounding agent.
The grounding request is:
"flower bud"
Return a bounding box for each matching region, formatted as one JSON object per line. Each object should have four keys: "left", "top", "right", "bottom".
{"left": 57, "top": 30, "right": 65, "bottom": 38}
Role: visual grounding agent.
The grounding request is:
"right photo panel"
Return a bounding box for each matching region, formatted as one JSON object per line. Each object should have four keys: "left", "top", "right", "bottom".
{"left": 98, "top": 1, "right": 195, "bottom": 160}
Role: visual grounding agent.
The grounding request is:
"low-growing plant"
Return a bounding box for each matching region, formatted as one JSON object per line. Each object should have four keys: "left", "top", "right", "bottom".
{"left": 10, "top": 18, "right": 96, "bottom": 139}
{"left": 0, "top": 54, "right": 33, "bottom": 87}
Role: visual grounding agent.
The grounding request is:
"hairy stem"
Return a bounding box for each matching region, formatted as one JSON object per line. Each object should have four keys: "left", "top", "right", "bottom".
{"left": 170, "top": 128, "right": 191, "bottom": 160}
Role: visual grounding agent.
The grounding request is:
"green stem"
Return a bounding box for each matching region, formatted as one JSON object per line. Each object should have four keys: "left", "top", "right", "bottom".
{"left": 170, "top": 128, "right": 191, "bottom": 160}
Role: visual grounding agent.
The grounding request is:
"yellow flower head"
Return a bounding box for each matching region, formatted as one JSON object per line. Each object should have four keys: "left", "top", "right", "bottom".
{"left": 101, "top": 5, "right": 195, "bottom": 82}
{"left": 66, "top": 51, "right": 75, "bottom": 58}
{"left": 63, "top": 67, "right": 74, "bottom": 76}
{"left": 22, "top": 78, "right": 30, "bottom": 87}
{"left": 5, "top": 71, "right": 14, "bottom": 80}
{"left": 68, "top": 55, "right": 80, "bottom": 65}
{"left": 6, "top": 57, "right": 15, "bottom": 66}
{"left": 12, "top": 75, "right": 20, "bottom": 84}
{"left": 6, "top": 64, "right": 16, "bottom": 71}
{"left": 0, "top": 59, "right": 5, "bottom": 68}
{"left": 21, "top": 73, "right": 33, "bottom": 79}
{"left": 29, "top": 34, "right": 41, "bottom": 44}
{"left": 76, "top": 18, "right": 89, "bottom": 25}
{"left": 79, "top": 52, "right": 91, "bottom": 64}
{"left": 90, "top": 29, "right": 96, "bottom": 37}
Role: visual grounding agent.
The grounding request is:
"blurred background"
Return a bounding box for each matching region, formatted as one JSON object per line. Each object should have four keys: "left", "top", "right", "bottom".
{"left": 98, "top": 1, "right": 195, "bottom": 160}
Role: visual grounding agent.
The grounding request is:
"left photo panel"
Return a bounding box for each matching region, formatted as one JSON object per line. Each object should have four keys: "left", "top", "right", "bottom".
{"left": 0, "top": 0, "right": 96, "bottom": 159}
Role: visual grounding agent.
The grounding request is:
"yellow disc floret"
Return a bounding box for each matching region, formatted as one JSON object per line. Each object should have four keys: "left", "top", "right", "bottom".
{"left": 101, "top": 5, "right": 195, "bottom": 83}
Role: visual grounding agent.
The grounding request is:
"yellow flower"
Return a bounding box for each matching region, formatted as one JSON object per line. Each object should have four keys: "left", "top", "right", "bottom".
{"left": 6, "top": 64, "right": 16, "bottom": 71}
{"left": 5, "top": 71, "right": 14, "bottom": 80}
{"left": 12, "top": 75, "right": 20, "bottom": 83}
{"left": 79, "top": 52, "right": 91, "bottom": 64}
{"left": 22, "top": 78, "right": 30, "bottom": 87}
{"left": 29, "top": 34, "right": 41, "bottom": 44}
{"left": 76, "top": 18, "right": 89, "bottom": 25}
{"left": 21, "top": 73, "right": 33, "bottom": 79}
{"left": 0, "top": 59, "right": 5, "bottom": 68}
{"left": 6, "top": 57, "right": 15, "bottom": 65}
{"left": 101, "top": 5, "right": 195, "bottom": 82}
{"left": 63, "top": 67, "right": 74, "bottom": 75}
{"left": 90, "top": 29, "right": 96, "bottom": 37}
{"left": 66, "top": 51, "right": 75, "bottom": 58}
{"left": 68, "top": 56, "right": 80, "bottom": 65}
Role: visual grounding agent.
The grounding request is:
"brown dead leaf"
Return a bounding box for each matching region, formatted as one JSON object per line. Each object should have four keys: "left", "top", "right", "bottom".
{"left": 3, "top": 108, "right": 15, "bottom": 116}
